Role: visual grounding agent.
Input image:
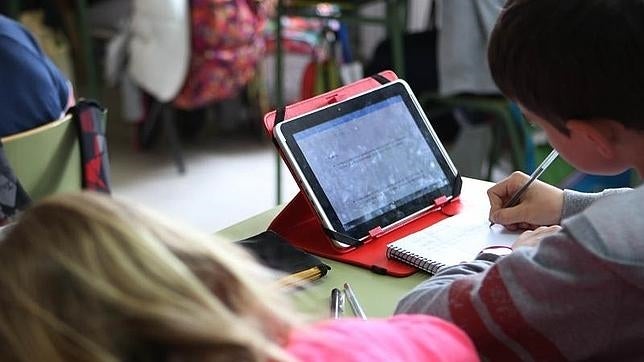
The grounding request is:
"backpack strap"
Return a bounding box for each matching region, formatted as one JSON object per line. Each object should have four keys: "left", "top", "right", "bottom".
{"left": 0, "top": 99, "right": 111, "bottom": 223}
{"left": 274, "top": 106, "right": 287, "bottom": 126}
{"left": 67, "top": 99, "right": 112, "bottom": 194}
{"left": 0, "top": 141, "right": 31, "bottom": 223}
{"left": 370, "top": 73, "right": 391, "bottom": 84}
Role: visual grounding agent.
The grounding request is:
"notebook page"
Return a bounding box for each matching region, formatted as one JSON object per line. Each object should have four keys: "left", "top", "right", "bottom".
{"left": 387, "top": 202, "right": 519, "bottom": 267}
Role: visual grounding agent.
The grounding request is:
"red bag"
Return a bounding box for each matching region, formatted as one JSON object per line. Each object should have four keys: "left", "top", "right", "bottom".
{"left": 300, "top": 59, "right": 342, "bottom": 100}
{"left": 174, "top": 0, "right": 270, "bottom": 109}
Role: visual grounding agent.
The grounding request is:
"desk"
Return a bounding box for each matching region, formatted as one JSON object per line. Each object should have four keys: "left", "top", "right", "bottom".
{"left": 216, "top": 177, "right": 494, "bottom": 318}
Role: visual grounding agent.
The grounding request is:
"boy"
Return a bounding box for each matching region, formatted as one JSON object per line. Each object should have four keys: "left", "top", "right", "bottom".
{"left": 395, "top": 0, "right": 644, "bottom": 360}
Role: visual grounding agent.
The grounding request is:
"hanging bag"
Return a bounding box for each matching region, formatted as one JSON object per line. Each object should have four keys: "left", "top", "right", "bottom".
{"left": 67, "top": 99, "right": 111, "bottom": 194}
{"left": 173, "top": 0, "right": 271, "bottom": 109}
{"left": 0, "top": 99, "right": 110, "bottom": 224}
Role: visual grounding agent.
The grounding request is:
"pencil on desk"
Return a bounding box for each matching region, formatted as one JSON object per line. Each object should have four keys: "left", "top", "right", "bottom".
{"left": 277, "top": 267, "right": 323, "bottom": 288}
{"left": 343, "top": 282, "right": 367, "bottom": 320}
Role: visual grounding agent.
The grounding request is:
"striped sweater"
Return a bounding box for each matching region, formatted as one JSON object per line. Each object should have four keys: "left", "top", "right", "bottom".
{"left": 395, "top": 186, "right": 644, "bottom": 361}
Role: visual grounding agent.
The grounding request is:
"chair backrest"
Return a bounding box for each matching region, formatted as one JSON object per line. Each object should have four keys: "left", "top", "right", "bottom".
{"left": 1, "top": 114, "right": 82, "bottom": 201}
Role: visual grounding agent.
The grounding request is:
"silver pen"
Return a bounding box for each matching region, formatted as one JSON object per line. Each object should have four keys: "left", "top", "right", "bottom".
{"left": 343, "top": 282, "right": 367, "bottom": 320}
{"left": 330, "top": 288, "right": 344, "bottom": 319}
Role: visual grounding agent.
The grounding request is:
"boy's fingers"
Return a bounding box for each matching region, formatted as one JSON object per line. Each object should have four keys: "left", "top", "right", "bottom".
{"left": 488, "top": 172, "right": 533, "bottom": 224}
{"left": 488, "top": 173, "right": 529, "bottom": 205}
{"left": 503, "top": 223, "right": 521, "bottom": 231}
{"left": 490, "top": 205, "right": 528, "bottom": 226}
{"left": 533, "top": 225, "right": 562, "bottom": 235}
{"left": 488, "top": 188, "right": 508, "bottom": 222}
{"left": 518, "top": 222, "right": 537, "bottom": 230}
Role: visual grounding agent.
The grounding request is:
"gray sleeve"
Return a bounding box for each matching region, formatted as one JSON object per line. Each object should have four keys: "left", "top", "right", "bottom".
{"left": 561, "top": 188, "right": 632, "bottom": 220}
{"left": 395, "top": 259, "right": 494, "bottom": 318}
{"left": 393, "top": 230, "right": 623, "bottom": 360}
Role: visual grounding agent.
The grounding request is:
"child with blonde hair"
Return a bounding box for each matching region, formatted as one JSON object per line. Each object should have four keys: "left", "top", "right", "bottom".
{"left": 0, "top": 192, "right": 478, "bottom": 362}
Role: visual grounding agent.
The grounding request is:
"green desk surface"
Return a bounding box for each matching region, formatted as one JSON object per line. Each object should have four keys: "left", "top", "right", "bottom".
{"left": 216, "top": 177, "right": 493, "bottom": 319}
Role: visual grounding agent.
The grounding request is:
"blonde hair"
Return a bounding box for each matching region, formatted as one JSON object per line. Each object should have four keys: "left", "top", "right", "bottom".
{"left": 0, "top": 192, "right": 298, "bottom": 362}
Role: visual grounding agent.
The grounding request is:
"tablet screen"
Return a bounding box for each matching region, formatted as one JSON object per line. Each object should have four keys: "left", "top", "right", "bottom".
{"left": 276, "top": 81, "right": 456, "bottom": 240}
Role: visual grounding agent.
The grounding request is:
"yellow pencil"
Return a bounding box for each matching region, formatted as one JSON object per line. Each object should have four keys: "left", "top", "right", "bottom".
{"left": 277, "top": 267, "right": 323, "bottom": 288}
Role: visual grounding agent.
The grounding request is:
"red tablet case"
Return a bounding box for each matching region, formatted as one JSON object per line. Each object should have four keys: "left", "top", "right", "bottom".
{"left": 264, "top": 71, "right": 462, "bottom": 277}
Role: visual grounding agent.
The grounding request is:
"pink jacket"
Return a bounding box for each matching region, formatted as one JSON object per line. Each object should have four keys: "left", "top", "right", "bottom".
{"left": 286, "top": 314, "right": 479, "bottom": 362}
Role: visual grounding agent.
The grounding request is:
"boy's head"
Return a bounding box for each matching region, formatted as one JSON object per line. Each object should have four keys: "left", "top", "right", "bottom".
{"left": 488, "top": 0, "right": 644, "bottom": 135}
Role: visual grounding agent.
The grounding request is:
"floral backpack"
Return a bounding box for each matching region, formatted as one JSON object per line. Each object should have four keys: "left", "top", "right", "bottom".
{"left": 173, "top": 0, "right": 271, "bottom": 109}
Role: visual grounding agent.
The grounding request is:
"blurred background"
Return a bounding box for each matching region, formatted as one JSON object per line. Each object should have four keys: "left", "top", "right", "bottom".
{"left": 1, "top": 0, "right": 635, "bottom": 233}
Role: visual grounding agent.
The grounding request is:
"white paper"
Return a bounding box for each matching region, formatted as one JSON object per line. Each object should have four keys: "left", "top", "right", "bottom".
{"left": 387, "top": 197, "right": 519, "bottom": 268}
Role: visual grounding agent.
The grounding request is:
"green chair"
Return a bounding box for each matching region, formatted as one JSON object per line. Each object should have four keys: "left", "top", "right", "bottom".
{"left": 2, "top": 114, "right": 82, "bottom": 201}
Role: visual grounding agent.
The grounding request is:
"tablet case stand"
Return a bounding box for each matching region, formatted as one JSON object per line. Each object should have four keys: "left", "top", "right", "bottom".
{"left": 264, "top": 71, "right": 462, "bottom": 277}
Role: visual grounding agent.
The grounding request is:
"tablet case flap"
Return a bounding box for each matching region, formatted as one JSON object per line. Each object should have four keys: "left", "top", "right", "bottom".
{"left": 265, "top": 70, "right": 461, "bottom": 277}
{"left": 269, "top": 191, "right": 462, "bottom": 277}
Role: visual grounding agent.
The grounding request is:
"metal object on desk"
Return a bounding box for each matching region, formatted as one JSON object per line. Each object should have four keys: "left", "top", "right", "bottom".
{"left": 216, "top": 177, "right": 494, "bottom": 318}
{"left": 343, "top": 282, "right": 367, "bottom": 320}
{"left": 330, "top": 287, "right": 344, "bottom": 319}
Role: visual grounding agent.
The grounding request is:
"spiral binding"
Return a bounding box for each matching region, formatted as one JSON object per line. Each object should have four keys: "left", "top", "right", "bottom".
{"left": 387, "top": 245, "right": 446, "bottom": 274}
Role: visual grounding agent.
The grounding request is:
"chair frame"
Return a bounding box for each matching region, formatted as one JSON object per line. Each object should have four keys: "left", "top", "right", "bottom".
{"left": 1, "top": 114, "right": 72, "bottom": 143}
{"left": 2, "top": 114, "right": 83, "bottom": 200}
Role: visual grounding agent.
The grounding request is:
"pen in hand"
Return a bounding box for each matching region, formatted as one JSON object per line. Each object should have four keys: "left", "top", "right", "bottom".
{"left": 490, "top": 149, "right": 559, "bottom": 227}
{"left": 343, "top": 282, "right": 367, "bottom": 320}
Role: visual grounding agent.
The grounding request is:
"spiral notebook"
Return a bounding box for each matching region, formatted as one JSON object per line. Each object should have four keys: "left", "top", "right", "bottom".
{"left": 386, "top": 198, "right": 518, "bottom": 274}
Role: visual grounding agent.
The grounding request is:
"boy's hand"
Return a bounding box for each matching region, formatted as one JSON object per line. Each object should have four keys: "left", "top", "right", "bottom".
{"left": 487, "top": 171, "right": 564, "bottom": 230}
{"left": 513, "top": 225, "right": 562, "bottom": 248}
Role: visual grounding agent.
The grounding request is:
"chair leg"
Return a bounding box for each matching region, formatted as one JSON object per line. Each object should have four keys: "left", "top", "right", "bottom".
{"left": 140, "top": 101, "right": 163, "bottom": 147}
{"left": 386, "top": 0, "right": 406, "bottom": 77}
{"left": 160, "top": 105, "right": 186, "bottom": 174}
{"left": 75, "top": 0, "right": 98, "bottom": 98}
{"left": 7, "top": 0, "right": 19, "bottom": 17}
{"left": 139, "top": 102, "right": 187, "bottom": 174}
{"left": 486, "top": 120, "right": 503, "bottom": 180}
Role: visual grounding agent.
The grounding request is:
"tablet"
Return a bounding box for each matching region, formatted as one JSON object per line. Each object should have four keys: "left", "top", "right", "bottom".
{"left": 274, "top": 80, "right": 459, "bottom": 248}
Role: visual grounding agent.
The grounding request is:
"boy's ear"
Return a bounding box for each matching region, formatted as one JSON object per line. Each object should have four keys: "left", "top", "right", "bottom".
{"left": 566, "top": 120, "right": 618, "bottom": 159}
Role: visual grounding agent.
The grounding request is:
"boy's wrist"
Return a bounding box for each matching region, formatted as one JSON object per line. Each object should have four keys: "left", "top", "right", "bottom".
{"left": 476, "top": 246, "right": 513, "bottom": 262}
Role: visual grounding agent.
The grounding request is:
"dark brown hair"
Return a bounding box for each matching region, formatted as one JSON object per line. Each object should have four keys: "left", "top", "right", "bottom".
{"left": 488, "top": 0, "right": 644, "bottom": 133}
